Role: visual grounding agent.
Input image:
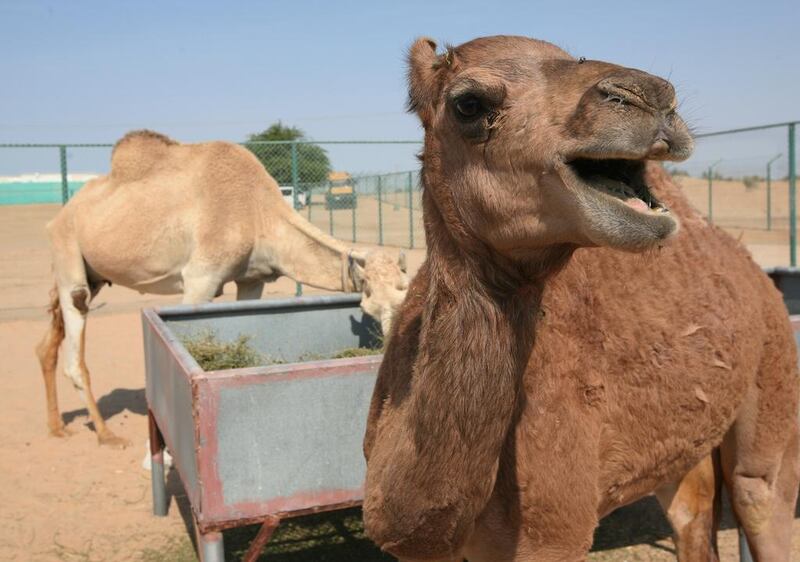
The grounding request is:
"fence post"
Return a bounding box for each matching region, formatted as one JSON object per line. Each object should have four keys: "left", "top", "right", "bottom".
{"left": 789, "top": 123, "right": 797, "bottom": 267}
{"left": 377, "top": 175, "right": 384, "bottom": 246}
{"left": 767, "top": 162, "right": 772, "bottom": 231}
{"left": 707, "top": 159, "right": 722, "bottom": 224}
{"left": 766, "top": 154, "right": 781, "bottom": 231}
{"left": 291, "top": 142, "right": 302, "bottom": 296}
{"left": 352, "top": 179, "right": 357, "bottom": 243}
{"left": 707, "top": 167, "right": 713, "bottom": 224}
{"left": 407, "top": 171, "right": 414, "bottom": 249}
{"left": 59, "top": 146, "right": 69, "bottom": 204}
{"left": 329, "top": 193, "right": 334, "bottom": 237}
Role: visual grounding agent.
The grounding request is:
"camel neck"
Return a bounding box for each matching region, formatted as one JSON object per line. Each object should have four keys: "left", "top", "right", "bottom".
{"left": 265, "top": 210, "right": 354, "bottom": 292}
{"left": 363, "top": 190, "right": 570, "bottom": 556}
{"left": 422, "top": 184, "right": 572, "bottom": 299}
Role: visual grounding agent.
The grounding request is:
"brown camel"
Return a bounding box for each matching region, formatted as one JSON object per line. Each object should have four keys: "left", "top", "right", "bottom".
{"left": 37, "top": 130, "right": 408, "bottom": 447}
{"left": 363, "top": 36, "right": 799, "bottom": 561}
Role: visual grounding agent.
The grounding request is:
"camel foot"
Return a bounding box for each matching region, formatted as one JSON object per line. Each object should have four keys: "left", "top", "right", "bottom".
{"left": 49, "top": 425, "right": 73, "bottom": 438}
{"left": 97, "top": 430, "right": 131, "bottom": 449}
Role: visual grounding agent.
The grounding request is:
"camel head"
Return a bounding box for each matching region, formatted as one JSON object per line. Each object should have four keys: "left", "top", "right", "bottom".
{"left": 350, "top": 251, "right": 409, "bottom": 336}
{"left": 409, "top": 35, "right": 693, "bottom": 257}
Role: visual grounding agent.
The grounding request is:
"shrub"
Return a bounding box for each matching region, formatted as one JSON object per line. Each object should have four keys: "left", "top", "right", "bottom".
{"left": 743, "top": 176, "right": 761, "bottom": 190}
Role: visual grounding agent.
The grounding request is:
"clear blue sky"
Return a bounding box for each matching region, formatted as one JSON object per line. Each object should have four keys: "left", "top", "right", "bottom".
{"left": 1, "top": 0, "right": 797, "bottom": 176}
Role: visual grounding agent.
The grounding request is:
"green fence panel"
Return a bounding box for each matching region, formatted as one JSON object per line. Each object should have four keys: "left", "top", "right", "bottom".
{"left": 2, "top": 126, "right": 797, "bottom": 265}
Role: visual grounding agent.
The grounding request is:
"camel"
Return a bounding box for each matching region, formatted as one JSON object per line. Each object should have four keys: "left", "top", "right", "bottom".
{"left": 36, "top": 130, "right": 408, "bottom": 448}
{"left": 363, "top": 36, "right": 800, "bottom": 561}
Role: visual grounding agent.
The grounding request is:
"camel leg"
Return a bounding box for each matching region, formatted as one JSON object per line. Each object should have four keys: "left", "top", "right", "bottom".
{"left": 59, "top": 285, "right": 129, "bottom": 448}
{"left": 235, "top": 279, "right": 264, "bottom": 300}
{"left": 182, "top": 264, "right": 225, "bottom": 304}
{"left": 35, "top": 285, "right": 68, "bottom": 437}
{"left": 720, "top": 421, "right": 799, "bottom": 562}
{"left": 718, "top": 322, "right": 800, "bottom": 562}
{"left": 655, "top": 454, "right": 720, "bottom": 562}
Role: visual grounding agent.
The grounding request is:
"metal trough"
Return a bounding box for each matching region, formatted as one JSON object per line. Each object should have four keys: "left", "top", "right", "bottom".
{"left": 143, "top": 269, "right": 800, "bottom": 562}
{"left": 142, "top": 294, "right": 382, "bottom": 562}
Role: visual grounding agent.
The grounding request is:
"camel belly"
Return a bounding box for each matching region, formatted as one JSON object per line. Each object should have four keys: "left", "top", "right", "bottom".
{"left": 84, "top": 257, "right": 186, "bottom": 295}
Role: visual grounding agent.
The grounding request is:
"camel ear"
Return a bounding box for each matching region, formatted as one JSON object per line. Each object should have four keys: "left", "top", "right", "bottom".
{"left": 407, "top": 38, "right": 448, "bottom": 127}
{"left": 397, "top": 251, "right": 407, "bottom": 274}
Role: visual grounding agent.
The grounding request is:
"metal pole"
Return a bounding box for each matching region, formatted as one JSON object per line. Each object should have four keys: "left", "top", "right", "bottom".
{"left": 291, "top": 142, "right": 302, "bottom": 297}
{"left": 59, "top": 146, "right": 69, "bottom": 204}
{"left": 352, "top": 180, "right": 357, "bottom": 243}
{"left": 408, "top": 171, "right": 414, "bottom": 249}
{"left": 789, "top": 123, "right": 797, "bottom": 267}
{"left": 198, "top": 530, "right": 225, "bottom": 562}
{"left": 766, "top": 154, "right": 781, "bottom": 231}
{"left": 707, "top": 159, "right": 722, "bottom": 224}
{"left": 148, "top": 411, "right": 167, "bottom": 517}
{"left": 329, "top": 195, "right": 334, "bottom": 237}
{"left": 767, "top": 162, "right": 772, "bottom": 231}
{"left": 738, "top": 528, "right": 754, "bottom": 562}
{"left": 377, "top": 175, "right": 384, "bottom": 246}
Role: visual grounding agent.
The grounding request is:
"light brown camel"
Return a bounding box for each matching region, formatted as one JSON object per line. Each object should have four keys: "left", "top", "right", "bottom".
{"left": 36, "top": 130, "right": 408, "bottom": 448}
{"left": 363, "top": 36, "right": 800, "bottom": 561}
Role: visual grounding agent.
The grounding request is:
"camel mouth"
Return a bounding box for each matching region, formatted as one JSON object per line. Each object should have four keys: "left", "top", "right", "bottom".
{"left": 566, "top": 158, "right": 668, "bottom": 215}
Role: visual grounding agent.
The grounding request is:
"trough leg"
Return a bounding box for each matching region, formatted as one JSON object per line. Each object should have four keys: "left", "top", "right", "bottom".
{"left": 738, "top": 527, "right": 754, "bottom": 562}
{"left": 243, "top": 516, "right": 280, "bottom": 562}
{"left": 198, "top": 530, "right": 225, "bottom": 562}
{"left": 148, "top": 410, "right": 168, "bottom": 517}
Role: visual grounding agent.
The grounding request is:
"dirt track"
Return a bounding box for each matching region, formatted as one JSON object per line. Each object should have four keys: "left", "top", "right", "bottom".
{"left": 0, "top": 199, "right": 798, "bottom": 561}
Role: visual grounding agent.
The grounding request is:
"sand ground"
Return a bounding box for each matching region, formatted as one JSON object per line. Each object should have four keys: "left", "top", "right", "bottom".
{"left": 0, "top": 193, "right": 798, "bottom": 561}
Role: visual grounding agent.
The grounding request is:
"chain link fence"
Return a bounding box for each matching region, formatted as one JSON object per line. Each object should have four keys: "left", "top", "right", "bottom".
{"left": 0, "top": 140, "right": 426, "bottom": 250}
{"left": 667, "top": 121, "right": 798, "bottom": 267}
{"left": 1, "top": 122, "right": 797, "bottom": 264}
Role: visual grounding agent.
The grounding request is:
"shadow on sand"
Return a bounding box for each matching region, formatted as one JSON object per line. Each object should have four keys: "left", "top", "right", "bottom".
{"left": 61, "top": 387, "right": 147, "bottom": 428}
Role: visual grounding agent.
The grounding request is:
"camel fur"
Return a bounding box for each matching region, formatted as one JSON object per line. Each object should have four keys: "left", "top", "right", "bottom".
{"left": 37, "top": 130, "right": 408, "bottom": 447}
{"left": 363, "top": 36, "right": 799, "bottom": 561}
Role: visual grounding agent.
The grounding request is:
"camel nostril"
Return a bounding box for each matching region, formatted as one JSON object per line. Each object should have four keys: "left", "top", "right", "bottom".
{"left": 648, "top": 138, "right": 670, "bottom": 157}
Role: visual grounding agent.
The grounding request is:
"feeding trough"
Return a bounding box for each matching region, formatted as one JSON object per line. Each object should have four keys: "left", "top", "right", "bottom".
{"left": 142, "top": 269, "right": 800, "bottom": 562}
{"left": 141, "top": 294, "right": 383, "bottom": 562}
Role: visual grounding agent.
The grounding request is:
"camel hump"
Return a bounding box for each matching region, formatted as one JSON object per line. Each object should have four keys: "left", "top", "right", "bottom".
{"left": 110, "top": 129, "right": 179, "bottom": 183}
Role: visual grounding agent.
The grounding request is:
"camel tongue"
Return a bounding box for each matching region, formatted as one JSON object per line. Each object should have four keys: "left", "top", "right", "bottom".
{"left": 625, "top": 197, "right": 649, "bottom": 212}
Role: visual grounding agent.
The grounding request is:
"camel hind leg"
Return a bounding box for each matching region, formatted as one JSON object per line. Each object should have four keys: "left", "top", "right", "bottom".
{"left": 57, "top": 283, "right": 129, "bottom": 448}
{"left": 35, "top": 284, "right": 68, "bottom": 436}
{"left": 720, "top": 312, "right": 800, "bottom": 562}
{"left": 43, "top": 219, "right": 129, "bottom": 448}
{"left": 655, "top": 453, "right": 721, "bottom": 562}
{"left": 721, "top": 423, "right": 799, "bottom": 562}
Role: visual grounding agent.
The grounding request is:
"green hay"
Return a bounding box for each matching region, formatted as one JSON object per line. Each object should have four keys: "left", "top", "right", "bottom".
{"left": 181, "top": 331, "right": 267, "bottom": 371}
{"left": 181, "top": 330, "right": 384, "bottom": 371}
{"left": 331, "top": 347, "right": 383, "bottom": 358}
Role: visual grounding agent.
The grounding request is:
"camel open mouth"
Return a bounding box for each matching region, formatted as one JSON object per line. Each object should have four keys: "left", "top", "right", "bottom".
{"left": 566, "top": 158, "right": 668, "bottom": 215}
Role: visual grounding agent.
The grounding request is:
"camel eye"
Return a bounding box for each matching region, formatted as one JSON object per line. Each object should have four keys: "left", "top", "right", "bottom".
{"left": 455, "top": 95, "right": 482, "bottom": 119}
{"left": 605, "top": 94, "right": 627, "bottom": 105}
